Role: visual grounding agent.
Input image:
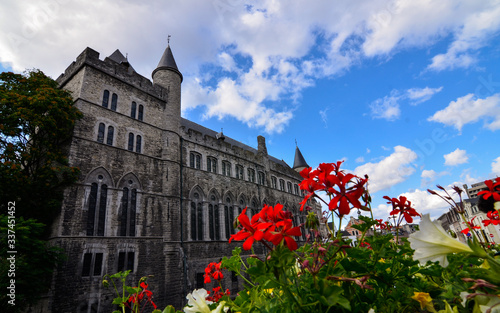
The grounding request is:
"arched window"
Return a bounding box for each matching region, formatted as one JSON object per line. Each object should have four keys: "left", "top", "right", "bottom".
{"left": 111, "top": 93, "right": 118, "bottom": 111}
{"left": 209, "top": 194, "right": 220, "bottom": 240}
{"left": 191, "top": 192, "right": 203, "bottom": 240}
{"left": 190, "top": 152, "right": 201, "bottom": 169}
{"left": 120, "top": 187, "right": 136, "bottom": 236}
{"left": 224, "top": 197, "right": 234, "bottom": 239}
{"left": 102, "top": 90, "right": 109, "bottom": 108}
{"left": 207, "top": 157, "right": 217, "bottom": 173}
{"left": 136, "top": 135, "right": 142, "bottom": 153}
{"left": 138, "top": 105, "right": 144, "bottom": 121}
{"left": 106, "top": 126, "right": 114, "bottom": 145}
{"left": 131, "top": 101, "right": 137, "bottom": 118}
{"left": 87, "top": 179, "right": 108, "bottom": 236}
{"left": 128, "top": 133, "right": 134, "bottom": 151}
{"left": 97, "top": 123, "right": 105, "bottom": 143}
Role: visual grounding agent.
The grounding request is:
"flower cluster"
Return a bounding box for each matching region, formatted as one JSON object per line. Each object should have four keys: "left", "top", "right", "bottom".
{"left": 127, "top": 282, "right": 157, "bottom": 311}
{"left": 477, "top": 178, "right": 500, "bottom": 201}
{"left": 204, "top": 262, "right": 224, "bottom": 284}
{"left": 483, "top": 210, "right": 499, "bottom": 226}
{"left": 460, "top": 216, "right": 481, "bottom": 235}
{"left": 383, "top": 195, "right": 420, "bottom": 224}
{"left": 298, "top": 161, "right": 367, "bottom": 217}
{"left": 229, "top": 204, "right": 302, "bottom": 251}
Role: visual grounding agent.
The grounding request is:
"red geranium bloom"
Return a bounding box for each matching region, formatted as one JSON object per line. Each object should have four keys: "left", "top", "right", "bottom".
{"left": 482, "top": 210, "right": 500, "bottom": 227}
{"left": 268, "top": 219, "right": 302, "bottom": 251}
{"left": 127, "top": 282, "right": 157, "bottom": 310}
{"left": 229, "top": 207, "right": 271, "bottom": 250}
{"left": 383, "top": 195, "right": 420, "bottom": 223}
{"left": 204, "top": 262, "right": 224, "bottom": 284}
{"left": 328, "top": 172, "right": 367, "bottom": 216}
{"left": 461, "top": 217, "right": 482, "bottom": 235}
{"left": 477, "top": 178, "right": 500, "bottom": 201}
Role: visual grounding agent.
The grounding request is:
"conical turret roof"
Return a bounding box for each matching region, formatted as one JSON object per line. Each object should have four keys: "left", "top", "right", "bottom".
{"left": 293, "top": 146, "right": 309, "bottom": 172}
{"left": 152, "top": 45, "right": 183, "bottom": 82}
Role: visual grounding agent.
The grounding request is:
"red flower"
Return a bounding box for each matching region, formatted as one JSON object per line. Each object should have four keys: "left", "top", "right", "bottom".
{"left": 482, "top": 210, "right": 500, "bottom": 227}
{"left": 383, "top": 195, "right": 420, "bottom": 223}
{"left": 268, "top": 219, "right": 302, "bottom": 251}
{"left": 478, "top": 178, "right": 500, "bottom": 201}
{"left": 204, "top": 262, "right": 224, "bottom": 284}
{"left": 229, "top": 207, "right": 271, "bottom": 250}
{"left": 127, "top": 281, "right": 157, "bottom": 310}
{"left": 461, "top": 217, "right": 481, "bottom": 235}
{"left": 206, "top": 286, "right": 230, "bottom": 302}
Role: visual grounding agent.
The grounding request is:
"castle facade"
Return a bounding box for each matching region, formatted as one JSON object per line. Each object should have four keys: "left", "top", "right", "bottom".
{"left": 45, "top": 44, "right": 313, "bottom": 312}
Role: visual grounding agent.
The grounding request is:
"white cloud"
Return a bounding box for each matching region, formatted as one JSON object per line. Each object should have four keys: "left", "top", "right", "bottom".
{"left": 427, "top": 3, "right": 500, "bottom": 71}
{"left": 444, "top": 148, "right": 468, "bottom": 166}
{"left": 492, "top": 157, "right": 500, "bottom": 175}
{"left": 319, "top": 107, "right": 329, "bottom": 127}
{"left": 421, "top": 169, "right": 449, "bottom": 186}
{"left": 355, "top": 156, "right": 365, "bottom": 163}
{"left": 354, "top": 146, "right": 418, "bottom": 193}
{"left": 406, "top": 86, "right": 443, "bottom": 105}
{"left": 369, "top": 91, "right": 401, "bottom": 121}
{"left": 2, "top": 1, "right": 500, "bottom": 134}
{"left": 428, "top": 93, "right": 500, "bottom": 132}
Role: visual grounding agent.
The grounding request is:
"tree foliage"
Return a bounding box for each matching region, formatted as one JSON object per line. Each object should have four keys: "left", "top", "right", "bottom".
{"left": 0, "top": 70, "right": 82, "bottom": 229}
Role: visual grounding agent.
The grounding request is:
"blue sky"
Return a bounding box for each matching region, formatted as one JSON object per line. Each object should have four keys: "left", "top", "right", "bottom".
{"left": 1, "top": 0, "right": 500, "bottom": 223}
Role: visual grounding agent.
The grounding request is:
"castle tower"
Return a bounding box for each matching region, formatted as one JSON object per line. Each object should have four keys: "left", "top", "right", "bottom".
{"left": 152, "top": 41, "right": 183, "bottom": 133}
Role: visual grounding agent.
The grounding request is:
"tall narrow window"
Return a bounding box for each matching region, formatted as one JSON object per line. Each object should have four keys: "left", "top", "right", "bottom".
{"left": 294, "top": 184, "right": 299, "bottom": 195}
{"left": 235, "top": 165, "right": 244, "bottom": 180}
{"left": 224, "top": 198, "right": 234, "bottom": 239}
{"left": 106, "top": 126, "right": 114, "bottom": 145}
{"left": 111, "top": 93, "right": 118, "bottom": 111}
{"left": 97, "top": 123, "right": 105, "bottom": 143}
{"left": 222, "top": 161, "right": 231, "bottom": 176}
{"left": 102, "top": 90, "right": 109, "bottom": 108}
{"left": 131, "top": 101, "right": 137, "bottom": 118}
{"left": 190, "top": 152, "right": 201, "bottom": 169}
{"left": 120, "top": 187, "right": 137, "bottom": 236}
{"left": 279, "top": 179, "right": 285, "bottom": 191}
{"left": 209, "top": 198, "right": 220, "bottom": 241}
{"left": 136, "top": 135, "right": 142, "bottom": 153}
{"left": 190, "top": 193, "right": 203, "bottom": 240}
{"left": 258, "top": 171, "right": 265, "bottom": 185}
{"left": 117, "top": 251, "right": 135, "bottom": 273}
{"left": 81, "top": 252, "right": 104, "bottom": 277}
{"left": 287, "top": 182, "right": 293, "bottom": 193}
{"left": 207, "top": 157, "right": 217, "bottom": 173}
{"left": 128, "top": 133, "right": 134, "bottom": 151}
{"left": 247, "top": 169, "right": 255, "bottom": 183}
{"left": 138, "top": 105, "right": 144, "bottom": 121}
{"left": 271, "top": 176, "right": 277, "bottom": 189}
{"left": 87, "top": 182, "right": 108, "bottom": 236}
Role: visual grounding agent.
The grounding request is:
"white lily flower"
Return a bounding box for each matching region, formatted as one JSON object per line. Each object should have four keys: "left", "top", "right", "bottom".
{"left": 184, "top": 288, "right": 228, "bottom": 313}
{"left": 408, "top": 214, "right": 473, "bottom": 267}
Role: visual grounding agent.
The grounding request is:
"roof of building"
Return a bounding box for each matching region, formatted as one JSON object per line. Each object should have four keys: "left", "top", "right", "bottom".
{"left": 152, "top": 45, "right": 183, "bottom": 82}
{"left": 292, "top": 146, "right": 309, "bottom": 172}
{"left": 180, "top": 118, "right": 290, "bottom": 168}
{"left": 107, "top": 49, "right": 135, "bottom": 71}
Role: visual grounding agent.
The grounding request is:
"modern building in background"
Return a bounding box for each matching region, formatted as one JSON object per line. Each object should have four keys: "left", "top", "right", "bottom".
{"left": 41, "top": 44, "right": 319, "bottom": 312}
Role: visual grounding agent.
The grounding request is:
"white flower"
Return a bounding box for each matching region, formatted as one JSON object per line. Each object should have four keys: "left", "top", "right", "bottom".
{"left": 183, "top": 288, "right": 227, "bottom": 313}
{"left": 408, "top": 214, "right": 473, "bottom": 267}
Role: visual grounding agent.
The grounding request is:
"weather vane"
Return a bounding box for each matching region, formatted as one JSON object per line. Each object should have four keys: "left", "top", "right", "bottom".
{"left": 168, "top": 35, "right": 171, "bottom": 45}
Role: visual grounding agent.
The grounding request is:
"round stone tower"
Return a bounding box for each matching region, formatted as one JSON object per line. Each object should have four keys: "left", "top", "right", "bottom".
{"left": 152, "top": 43, "right": 183, "bottom": 133}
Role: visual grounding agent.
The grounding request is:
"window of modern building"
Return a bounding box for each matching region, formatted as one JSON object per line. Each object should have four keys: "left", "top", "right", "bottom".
{"left": 279, "top": 179, "right": 285, "bottom": 191}
{"left": 81, "top": 252, "right": 103, "bottom": 277}
{"left": 208, "top": 195, "right": 220, "bottom": 240}
{"left": 287, "top": 181, "right": 293, "bottom": 194}
{"left": 138, "top": 105, "right": 144, "bottom": 121}
{"left": 117, "top": 251, "right": 135, "bottom": 273}
{"left": 258, "top": 171, "right": 265, "bottom": 185}
{"left": 120, "top": 187, "right": 136, "bottom": 236}
{"left": 222, "top": 161, "right": 231, "bottom": 177}
{"left": 131, "top": 101, "right": 137, "bottom": 118}
{"left": 207, "top": 157, "right": 217, "bottom": 173}
{"left": 189, "top": 152, "right": 201, "bottom": 169}
{"left": 271, "top": 176, "right": 277, "bottom": 189}
{"left": 191, "top": 193, "right": 203, "bottom": 240}
{"left": 87, "top": 181, "right": 108, "bottom": 236}
{"left": 247, "top": 169, "right": 255, "bottom": 183}
{"left": 111, "top": 93, "right": 118, "bottom": 111}
{"left": 235, "top": 165, "right": 244, "bottom": 180}
{"left": 102, "top": 90, "right": 109, "bottom": 108}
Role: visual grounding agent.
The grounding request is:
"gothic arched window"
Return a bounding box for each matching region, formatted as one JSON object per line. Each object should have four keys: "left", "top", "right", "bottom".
{"left": 111, "top": 93, "right": 118, "bottom": 111}
{"left": 131, "top": 101, "right": 137, "bottom": 118}
{"left": 120, "top": 187, "right": 137, "bottom": 236}
{"left": 102, "top": 90, "right": 109, "bottom": 108}
{"left": 209, "top": 194, "right": 220, "bottom": 240}
{"left": 224, "top": 197, "right": 234, "bottom": 239}
{"left": 87, "top": 177, "right": 108, "bottom": 236}
{"left": 191, "top": 192, "right": 203, "bottom": 240}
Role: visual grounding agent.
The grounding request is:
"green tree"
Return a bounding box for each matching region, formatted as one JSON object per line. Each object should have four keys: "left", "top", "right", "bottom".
{"left": 0, "top": 70, "right": 81, "bottom": 311}
{"left": 0, "top": 69, "right": 82, "bottom": 228}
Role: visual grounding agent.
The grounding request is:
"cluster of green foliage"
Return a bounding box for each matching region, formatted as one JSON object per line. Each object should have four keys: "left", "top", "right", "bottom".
{"left": 0, "top": 70, "right": 82, "bottom": 312}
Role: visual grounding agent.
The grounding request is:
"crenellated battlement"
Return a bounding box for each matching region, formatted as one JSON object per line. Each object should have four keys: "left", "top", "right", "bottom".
{"left": 56, "top": 47, "right": 169, "bottom": 101}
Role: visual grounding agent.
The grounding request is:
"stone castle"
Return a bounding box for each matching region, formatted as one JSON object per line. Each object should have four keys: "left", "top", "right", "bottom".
{"left": 44, "top": 43, "right": 317, "bottom": 312}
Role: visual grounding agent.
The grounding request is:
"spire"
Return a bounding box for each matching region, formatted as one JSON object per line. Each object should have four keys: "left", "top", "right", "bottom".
{"left": 292, "top": 144, "right": 309, "bottom": 172}
{"left": 152, "top": 36, "right": 183, "bottom": 82}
